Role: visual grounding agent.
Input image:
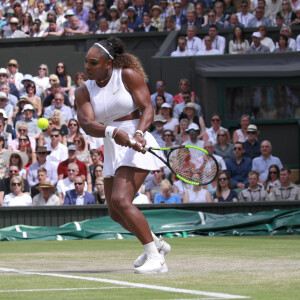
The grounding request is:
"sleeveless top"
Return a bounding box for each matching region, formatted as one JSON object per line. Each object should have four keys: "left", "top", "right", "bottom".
{"left": 84, "top": 68, "right": 138, "bottom": 125}
{"left": 236, "top": 129, "right": 247, "bottom": 142}
{"left": 188, "top": 188, "right": 207, "bottom": 203}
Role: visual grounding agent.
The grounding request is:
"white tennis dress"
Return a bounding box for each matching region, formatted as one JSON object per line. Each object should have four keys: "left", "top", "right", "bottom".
{"left": 85, "top": 68, "right": 164, "bottom": 178}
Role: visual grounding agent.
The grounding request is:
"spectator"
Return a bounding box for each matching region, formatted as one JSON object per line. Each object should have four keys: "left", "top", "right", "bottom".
{"left": 243, "top": 124, "right": 261, "bottom": 160}
{"left": 258, "top": 25, "right": 275, "bottom": 52}
{"left": 290, "top": 6, "right": 300, "bottom": 26}
{"left": 0, "top": 68, "right": 19, "bottom": 99}
{"left": 6, "top": 58, "right": 23, "bottom": 92}
{"left": 239, "top": 171, "right": 268, "bottom": 201}
{"left": 0, "top": 82, "right": 18, "bottom": 116}
{"left": 65, "top": 118, "right": 80, "bottom": 146}
{"left": 3, "top": 149, "right": 28, "bottom": 179}
{"left": 183, "top": 174, "right": 212, "bottom": 203}
{"left": 54, "top": 2, "right": 67, "bottom": 27}
{"left": 161, "top": 103, "right": 179, "bottom": 134}
{"left": 247, "top": 6, "right": 272, "bottom": 27}
{"left": 264, "top": 164, "right": 280, "bottom": 193}
{"left": 154, "top": 179, "right": 181, "bottom": 204}
{"left": 2, "top": 176, "right": 32, "bottom": 206}
{"left": 45, "top": 128, "right": 68, "bottom": 167}
{"left": 0, "top": 92, "right": 13, "bottom": 124}
{"left": 92, "top": 164, "right": 103, "bottom": 190}
{"left": 161, "top": 129, "right": 176, "bottom": 153}
{"left": 214, "top": 0, "right": 227, "bottom": 24}
{"left": 16, "top": 134, "right": 36, "bottom": 171}
{"left": 3, "top": 17, "right": 27, "bottom": 38}
{"left": 27, "top": 146, "right": 58, "bottom": 187}
{"left": 245, "top": 32, "right": 271, "bottom": 54}
{"left": 0, "top": 113, "right": 12, "bottom": 146}
{"left": 107, "top": 5, "right": 120, "bottom": 33}
{"left": 44, "top": 92, "right": 73, "bottom": 123}
{"left": 43, "top": 83, "right": 71, "bottom": 108}
{"left": 117, "top": 0, "right": 127, "bottom": 18}
{"left": 30, "top": 167, "right": 48, "bottom": 198}
{"left": 206, "top": 113, "right": 229, "bottom": 144}
{"left": 150, "top": 80, "right": 173, "bottom": 107}
{"left": 291, "top": 0, "right": 300, "bottom": 12}
{"left": 74, "top": 133, "right": 90, "bottom": 164}
{"left": 33, "top": 180, "right": 60, "bottom": 205}
{"left": 87, "top": 9, "right": 98, "bottom": 33}
{"left": 154, "top": 94, "right": 165, "bottom": 115}
{"left": 55, "top": 62, "right": 72, "bottom": 94}
{"left": 150, "top": 5, "right": 164, "bottom": 31}
{"left": 145, "top": 168, "right": 165, "bottom": 202}
{"left": 32, "top": 0, "right": 48, "bottom": 30}
{"left": 180, "top": 0, "right": 195, "bottom": 16}
{"left": 273, "top": 34, "right": 293, "bottom": 52}
{"left": 118, "top": 16, "right": 133, "bottom": 33}
{"left": 181, "top": 11, "right": 201, "bottom": 32}
{"left": 267, "top": 0, "right": 283, "bottom": 21}
{"left": 226, "top": 141, "right": 252, "bottom": 189}
{"left": 237, "top": 0, "right": 254, "bottom": 27}
{"left": 64, "top": 14, "right": 89, "bottom": 35}
{"left": 275, "top": 12, "right": 285, "bottom": 27}
{"left": 252, "top": 140, "right": 283, "bottom": 182}
{"left": 57, "top": 144, "right": 87, "bottom": 180}
{"left": 171, "top": 35, "right": 193, "bottom": 56}
{"left": 163, "top": 15, "right": 178, "bottom": 31}
{"left": 233, "top": 114, "right": 251, "bottom": 143}
{"left": 213, "top": 171, "right": 238, "bottom": 202}
{"left": 196, "top": 34, "right": 222, "bottom": 55}
{"left": 10, "top": 122, "right": 36, "bottom": 151}
{"left": 37, "top": 117, "right": 55, "bottom": 146}
{"left": 225, "top": 0, "right": 237, "bottom": 14}
{"left": 62, "top": 9, "right": 75, "bottom": 28}
{"left": 280, "top": 0, "right": 295, "bottom": 26}
{"left": 151, "top": 114, "right": 166, "bottom": 147}
{"left": 214, "top": 129, "right": 234, "bottom": 161}
{"left": 43, "top": 19, "right": 64, "bottom": 37}
{"left": 50, "top": 109, "right": 68, "bottom": 140}
{"left": 173, "top": 78, "right": 198, "bottom": 105}
{"left": 0, "top": 165, "right": 30, "bottom": 205}
{"left": 207, "top": 25, "right": 226, "bottom": 53}
{"left": 15, "top": 96, "right": 31, "bottom": 124}
{"left": 93, "top": 177, "right": 105, "bottom": 204}
{"left": 13, "top": 2, "right": 23, "bottom": 22}
{"left": 64, "top": 175, "right": 95, "bottom": 205}
{"left": 205, "top": 172, "right": 219, "bottom": 198}
{"left": 0, "top": 136, "right": 7, "bottom": 178}
{"left": 204, "top": 141, "right": 227, "bottom": 170}
{"left": 269, "top": 167, "right": 300, "bottom": 200}
{"left": 73, "top": 0, "right": 89, "bottom": 23}
{"left": 30, "top": 18, "right": 44, "bottom": 37}
{"left": 175, "top": 118, "right": 190, "bottom": 146}
{"left": 203, "top": 9, "right": 223, "bottom": 29}
{"left": 185, "top": 25, "right": 202, "bottom": 55}
{"left": 136, "top": 13, "right": 158, "bottom": 32}
{"left": 183, "top": 122, "right": 204, "bottom": 148}
{"left": 95, "top": 18, "right": 112, "bottom": 34}
{"left": 134, "top": 0, "right": 150, "bottom": 19}
{"left": 171, "top": 2, "right": 187, "bottom": 30}
{"left": 277, "top": 25, "right": 297, "bottom": 50}
{"left": 127, "top": 6, "right": 142, "bottom": 31}
{"left": 195, "top": 3, "right": 208, "bottom": 27}
{"left": 225, "top": 14, "right": 244, "bottom": 29}
{"left": 33, "top": 64, "right": 50, "bottom": 99}
{"left": 179, "top": 103, "right": 201, "bottom": 132}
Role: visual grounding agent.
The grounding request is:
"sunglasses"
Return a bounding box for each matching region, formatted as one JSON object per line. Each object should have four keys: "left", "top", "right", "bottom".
{"left": 19, "top": 138, "right": 28, "bottom": 142}
{"left": 8, "top": 64, "right": 17, "bottom": 67}
{"left": 204, "top": 39, "right": 211, "bottom": 42}
{"left": 0, "top": 99, "right": 6, "bottom": 102}
{"left": 74, "top": 182, "right": 83, "bottom": 186}
{"left": 10, "top": 170, "right": 19, "bottom": 173}
{"left": 49, "top": 79, "right": 56, "bottom": 82}
{"left": 234, "top": 147, "right": 242, "bottom": 150}
{"left": 69, "top": 123, "right": 77, "bottom": 127}
{"left": 152, "top": 170, "right": 161, "bottom": 174}
{"left": 12, "top": 182, "right": 21, "bottom": 186}
{"left": 247, "top": 132, "right": 257, "bottom": 134}
{"left": 39, "top": 67, "right": 46, "bottom": 70}
{"left": 74, "top": 140, "right": 81, "bottom": 143}
{"left": 218, "top": 134, "right": 226, "bottom": 137}
{"left": 269, "top": 171, "right": 278, "bottom": 174}
{"left": 54, "top": 98, "right": 63, "bottom": 101}
{"left": 50, "top": 134, "right": 59, "bottom": 137}
{"left": 211, "top": 118, "right": 220, "bottom": 122}
{"left": 38, "top": 152, "right": 47, "bottom": 155}
{"left": 156, "top": 83, "right": 164, "bottom": 87}
{"left": 98, "top": 4, "right": 105, "bottom": 6}
{"left": 218, "top": 177, "right": 227, "bottom": 181}
{"left": 18, "top": 129, "right": 27, "bottom": 132}
{"left": 57, "top": 65, "right": 64, "bottom": 68}
{"left": 164, "top": 134, "right": 172, "bottom": 137}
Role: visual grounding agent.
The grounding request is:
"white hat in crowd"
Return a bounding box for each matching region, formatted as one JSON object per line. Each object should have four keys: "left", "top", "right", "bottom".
{"left": 161, "top": 103, "right": 172, "bottom": 109}
{"left": 22, "top": 104, "right": 35, "bottom": 112}
{"left": 0, "top": 92, "right": 8, "bottom": 100}
{"left": 185, "top": 123, "right": 200, "bottom": 133}
{"left": 252, "top": 32, "right": 262, "bottom": 38}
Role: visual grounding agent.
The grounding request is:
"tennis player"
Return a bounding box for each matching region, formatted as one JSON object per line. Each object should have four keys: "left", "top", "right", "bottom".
{"left": 75, "top": 36, "right": 170, "bottom": 274}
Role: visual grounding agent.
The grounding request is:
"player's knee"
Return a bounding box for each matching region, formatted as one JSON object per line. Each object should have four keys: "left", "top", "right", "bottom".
{"left": 111, "top": 194, "right": 131, "bottom": 211}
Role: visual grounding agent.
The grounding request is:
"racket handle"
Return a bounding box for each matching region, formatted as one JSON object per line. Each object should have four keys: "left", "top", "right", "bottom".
{"left": 129, "top": 139, "right": 149, "bottom": 151}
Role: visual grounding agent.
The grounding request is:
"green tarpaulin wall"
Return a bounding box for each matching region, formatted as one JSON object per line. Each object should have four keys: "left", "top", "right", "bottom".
{"left": 0, "top": 209, "right": 299, "bottom": 241}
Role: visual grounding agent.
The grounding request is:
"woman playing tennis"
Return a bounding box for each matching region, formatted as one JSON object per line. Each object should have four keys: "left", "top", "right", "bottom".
{"left": 75, "top": 36, "right": 170, "bottom": 274}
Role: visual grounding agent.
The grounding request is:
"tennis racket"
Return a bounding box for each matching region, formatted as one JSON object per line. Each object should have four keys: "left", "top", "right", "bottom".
{"left": 130, "top": 140, "right": 219, "bottom": 186}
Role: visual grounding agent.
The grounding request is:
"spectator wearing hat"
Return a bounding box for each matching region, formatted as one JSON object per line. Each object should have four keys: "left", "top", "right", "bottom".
{"left": 0, "top": 68, "right": 19, "bottom": 99}
{"left": 246, "top": 6, "right": 272, "bottom": 27}
{"left": 64, "top": 15, "right": 89, "bottom": 35}
{"left": 12, "top": 1, "right": 22, "bottom": 22}
{"left": 4, "top": 14, "right": 27, "bottom": 38}
{"left": 6, "top": 59, "right": 23, "bottom": 92}
{"left": 27, "top": 146, "right": 57, "bottom": 188}
{"left": 136, "top": 13, "right": 158, "bottom": 32}
{"left": 33, "top": 180, "right": 60, "bottom": 206}
{"left": 3, "top": 149, "right": 28, "bottom": 178}
{"left": 161, "top": 102, "right": 179, "bottom": 134}
{"left": 62, "top": 9, "right": 75, "bottom": 28}
{"left": 16, "top": 104, "right": 41, "bottom": 140}
{"left": 32, "top": 0, "right": 48, "bottom": 31}
{"left": 87, "top": 8, "right": 98, "bottom": 33}
{"left": 14, "top": 96, "right": 32, "bottom": 126}
{"left": 183, "top": 122, "right": 205, "bottom": 148}
{"left": 171, "top": 35, "right": 193, "bottom": 56}
{"left": 0, "top": 115, "right": 12, "bottom": 147}
{"left": 64, "top": 175, "right": 95, "bottom": 205}
{"left": 179, "top": 102, "right": 200, "bottom": 129}
{"left": 150, "top": 5, "right": 164, "bottom": 31}
{"left": 73, "top": 0, "right": 89, "bottom": 23}
{"left": 0, "top": 92, "right": 13, "bottom": 125}
{"left": 127, "top": 6, "right": 143, "bottom": 31}
{"left": 171, "top": 1, "right": 187, "bottom": 30}
{"left": 30, "top": 18, "right": 44, "bottom": 37}
{"left": 9, "top": 122, "right": 36, "bottom": 151}
{"left": 107, "top": 5, "right": 121, "bottom": 33}
{"left": 19, "top": 74, "right": 35, "bottom": 97}
{"left": 43, "top": 18, "right": 64, "bottom": 37}
{"left": 245, "top": 31, "right": 271, "bottom": 53}
{"left": 0, "top": 165, "right": 30, "bottom": 205}
{"left": 0, "top": 82, "right": 18, "bottom": 115}
{"left": 30, "top": 166, "right": 47, "bottom": 198}
{"left": 151, "top": 114, "right": 166, "bottom": 147}
{"left": 57, "top": 144, "right": 87, "bottom": 180}
{"left": 243, "top": 124, "right": 261, "bottom": 160}
{"left": 150, "top": 80, "right": 173, "bottom": 107}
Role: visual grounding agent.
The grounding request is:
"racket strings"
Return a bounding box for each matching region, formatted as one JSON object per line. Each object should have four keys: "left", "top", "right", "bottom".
{"left": 168, "top": 148, "right": 218, "bottom": 184}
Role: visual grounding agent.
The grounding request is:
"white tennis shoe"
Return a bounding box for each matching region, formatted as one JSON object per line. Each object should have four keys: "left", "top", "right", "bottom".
{"left": 133, "top": 236, "right": 171, "bottom": 268}
{"left": 134, "top": 254, "right": 168, "bottom": 274}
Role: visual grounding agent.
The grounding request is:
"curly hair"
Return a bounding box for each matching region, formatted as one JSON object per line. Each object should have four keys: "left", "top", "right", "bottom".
{"left": 92, "top": 36, "right": 148, "bottom": 81}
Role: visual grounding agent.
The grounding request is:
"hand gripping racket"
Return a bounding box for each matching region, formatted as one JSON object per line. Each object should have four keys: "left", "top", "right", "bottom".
{"left": 130, "top": 140, "right": 219, "bottom": 186}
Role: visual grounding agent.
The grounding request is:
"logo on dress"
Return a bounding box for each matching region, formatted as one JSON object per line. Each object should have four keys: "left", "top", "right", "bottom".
{"left": 113, "top": 88, "right": 120, "bottom": 95}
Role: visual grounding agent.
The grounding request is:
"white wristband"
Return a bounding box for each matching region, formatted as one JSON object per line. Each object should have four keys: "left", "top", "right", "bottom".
{"left": 105, "top": 126, "right": 117, "bottom": 139}
{"left": 134, "top": 130, "right": 144, "bottom": 137}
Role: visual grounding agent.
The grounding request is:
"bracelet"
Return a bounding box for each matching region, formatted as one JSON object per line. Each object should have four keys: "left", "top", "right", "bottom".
{"left": 112, "top": 127, "right": 120, "bottom": 139}
{"left": 134, "top": 130, "right": 144, "bottom": 137}
{"left": 105, "top": 126, "right": 117, "bottom": 139}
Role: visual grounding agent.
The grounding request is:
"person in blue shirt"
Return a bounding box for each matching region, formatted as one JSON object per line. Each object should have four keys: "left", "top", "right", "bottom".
{"left": 154, "top": 179, "right": 181, "bottom": 204}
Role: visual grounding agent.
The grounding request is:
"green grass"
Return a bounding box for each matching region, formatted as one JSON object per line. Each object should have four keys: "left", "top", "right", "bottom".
{"left": 0, "top": 236, "right": 300, "bottom": 299}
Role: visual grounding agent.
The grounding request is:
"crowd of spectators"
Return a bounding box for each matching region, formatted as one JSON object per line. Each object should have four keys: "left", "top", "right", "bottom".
{"left": 0, "top": 51, "right": 298, "bottom": 206}
{"left": 1, "top": 0, "right": 300, "bottom": 55}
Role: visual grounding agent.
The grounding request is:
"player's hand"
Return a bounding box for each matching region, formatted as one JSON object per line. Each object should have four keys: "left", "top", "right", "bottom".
{"left": 113, "top": 129, "right": 131, "bottom": 147}
{"left": 131, "top": 134, "right": 146, "bottom": 153}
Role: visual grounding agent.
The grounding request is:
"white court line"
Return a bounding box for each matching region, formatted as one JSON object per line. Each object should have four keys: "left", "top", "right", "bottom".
{"left": 0, "top": 268, "right": 250, "bottom": 299}
{"left": 0, "top": 287, "right": 129, "bottom": 293}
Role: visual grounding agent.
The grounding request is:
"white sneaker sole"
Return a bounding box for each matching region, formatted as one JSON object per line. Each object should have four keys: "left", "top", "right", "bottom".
{"left": 134, "top": 261, "right": 168, "bottom": 274}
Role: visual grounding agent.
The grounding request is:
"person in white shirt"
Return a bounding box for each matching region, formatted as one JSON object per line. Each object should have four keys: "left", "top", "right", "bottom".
{"left": 206, "top": 113, "right": 229, "bottom": 144}
{"left": 258, "top": 25, "right": 275, "bottom": 52}
{"left": 197, "top": 35, "right": 222, "bottom": 55}
{"left": 207, "top": 24, "right": 226, "bottom": 53}
{"left": 236, "top": 0, "right": 254, "bottom": 27}
{"left": 204, "top": 141, "right": 227, "bottom": 170}
{"left": 33, "top": 180, "right": 60, "bottom": 206}
{"left": 46, "top": 128, "right": 68, "bottom": 167}
{"left": 185, "top": 25, "right": 202, "bottom": 55}
{"left": 171, "top": 36, "right": 193, "bottom": 57}
{"left": 183, "top": 123, "right": 205, "bottom": 148}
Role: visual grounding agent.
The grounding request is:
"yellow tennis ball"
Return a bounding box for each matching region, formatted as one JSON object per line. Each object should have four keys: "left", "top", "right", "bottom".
{"left": 37, "top": 118, "right": 49, "bottom": 130}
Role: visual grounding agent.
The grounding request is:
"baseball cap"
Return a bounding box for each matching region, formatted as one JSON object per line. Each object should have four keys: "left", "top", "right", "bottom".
{"left": 161, "top": 103, "right": 172, "bottom": 109}
{"left": 22, "top": 104, "right": 35, "bottom": 112}
{"left": 252, "top": 32, "right": 262, "bottom": 38}
{"left": 246, "top": 124, "right": 258, "bottom": 132}
{"left": 68, "top": 144, "right": 77, "bottom": 151}
{"left": 185, "top": 123, "right": 200, "bottom": 132}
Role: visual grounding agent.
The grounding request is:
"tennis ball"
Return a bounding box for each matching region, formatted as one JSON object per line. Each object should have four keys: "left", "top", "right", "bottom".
{"left": 37, "top": 118, "right": 49, "bottom": 130}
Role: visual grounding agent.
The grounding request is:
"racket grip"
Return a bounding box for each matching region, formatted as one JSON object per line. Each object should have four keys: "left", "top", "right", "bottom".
{"left": 129, "top": 139, "right": 149, "bottom": 151}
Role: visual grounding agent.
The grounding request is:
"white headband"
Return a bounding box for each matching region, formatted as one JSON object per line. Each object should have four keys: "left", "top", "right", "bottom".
{"left": 94, "top": 43, "right": 114, "bottom": 60}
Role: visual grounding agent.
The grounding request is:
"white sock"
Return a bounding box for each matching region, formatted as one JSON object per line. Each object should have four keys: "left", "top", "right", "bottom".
{"left": 151, "top": 231, "right": 161, "bottom": 247}
{"left": 143, "top": 241, "right": 159, "bottom": 257}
